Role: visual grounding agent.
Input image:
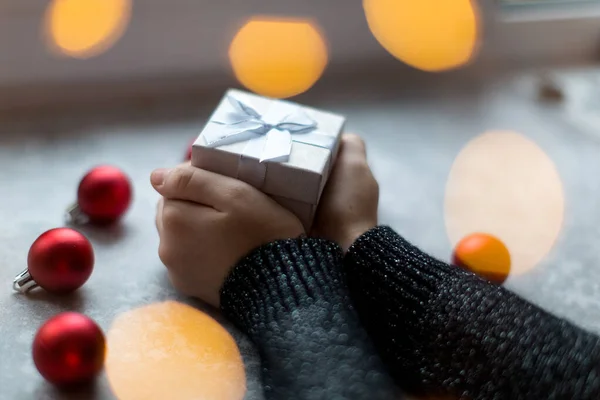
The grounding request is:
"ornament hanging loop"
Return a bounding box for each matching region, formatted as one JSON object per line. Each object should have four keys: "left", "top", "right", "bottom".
{"left": 65, "top": 203, "right": 89, "bottom": 225}
{"left": 13, "top": 269, "right": 39, "bottom": 293}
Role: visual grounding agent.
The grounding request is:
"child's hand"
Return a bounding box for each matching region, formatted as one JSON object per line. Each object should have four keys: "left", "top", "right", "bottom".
{"left": 152, "top": 164, "right": 305, "bottom": 307}
{"left": 312, "top": 134, "right": 379, "bottom": 251}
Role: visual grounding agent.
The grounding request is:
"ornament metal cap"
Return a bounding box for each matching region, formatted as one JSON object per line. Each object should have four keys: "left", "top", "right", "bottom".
{"left": 65, "top": 203, "right": 89, "bottom": 225}
{"left": 13, "top": 269, "right": 38, "bottom": 293}
{"left": 13, "top": 227, "right": 95, "bottom": 295}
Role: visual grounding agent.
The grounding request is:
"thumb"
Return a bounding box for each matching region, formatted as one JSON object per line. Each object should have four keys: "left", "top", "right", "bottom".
{"left": 326, "top": 133, "right": 368, "bottom": 185}
{"left": 338, "top": 133, "right": 367, "bottom": 163}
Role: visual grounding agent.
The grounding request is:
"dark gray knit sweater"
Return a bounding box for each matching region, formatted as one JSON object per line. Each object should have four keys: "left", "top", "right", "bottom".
{"left": 220, "top": 226, "right": 600, "bottom": 400}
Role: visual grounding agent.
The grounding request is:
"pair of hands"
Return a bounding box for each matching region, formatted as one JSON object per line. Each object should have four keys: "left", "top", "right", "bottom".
{"left": 152, "top": 134, "right": 379, "bottom": 307}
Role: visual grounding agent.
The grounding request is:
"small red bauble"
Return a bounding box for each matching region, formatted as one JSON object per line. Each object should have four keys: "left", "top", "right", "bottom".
{"left": 13, "top": 228, "right": 94, "bottom": 294}
{"left": 185, "top": 138, "right": 195, "bottom": 161}
{"left": 67, "top": 165, "right": 132, "bottom": 225}
{"left": 33, "top": 312, "right": 106, "bottom": 386}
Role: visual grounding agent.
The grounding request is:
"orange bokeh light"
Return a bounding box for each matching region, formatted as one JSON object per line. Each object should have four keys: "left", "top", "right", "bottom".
{"left": 43, "top": 0, "right": 131, "bottom": 59}
{"left": 228, "top": 17, "right": 328, "bottom": 99}
{"left": 445, "top": 131, "right": 565, "bottom": 276}
{"left": 105, "top": 301, "right": 246, "bottom": 400}
{"left": 363, "top": 0, "right": 480, "bottom": 72}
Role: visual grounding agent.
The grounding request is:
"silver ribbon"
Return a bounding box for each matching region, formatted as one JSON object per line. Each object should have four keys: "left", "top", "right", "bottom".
{"left": 203, "top": 95, "right": 336, "bottom": 163}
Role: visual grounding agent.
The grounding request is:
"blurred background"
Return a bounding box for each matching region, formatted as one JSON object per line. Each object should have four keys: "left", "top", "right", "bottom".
{"left": 2, "top": 1, "right": 600, "bottom": 399}
{"left": 1, "top": 0, "right": 598, "bottom": 108}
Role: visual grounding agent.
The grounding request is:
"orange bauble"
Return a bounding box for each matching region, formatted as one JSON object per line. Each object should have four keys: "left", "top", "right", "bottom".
{"left": 452, "top": 233, "right": 511, "bottom": 284}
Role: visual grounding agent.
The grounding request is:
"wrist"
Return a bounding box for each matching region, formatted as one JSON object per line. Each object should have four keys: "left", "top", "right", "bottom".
{"left": 341, "top": 222, "right": 377, "bottom": 251}
{"left": 220, "top": 237, "right": 346, "bottom": 335}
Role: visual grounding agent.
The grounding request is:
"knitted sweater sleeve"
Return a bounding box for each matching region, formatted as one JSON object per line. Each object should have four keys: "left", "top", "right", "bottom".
{"left": 220, "top": 237, "right": 400, "bottom": 400}
{"left": 344, "top": 226, "right": 600, "bottom": 400}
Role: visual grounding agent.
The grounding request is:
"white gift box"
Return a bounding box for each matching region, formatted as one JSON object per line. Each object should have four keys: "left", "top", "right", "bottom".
{"left": 191, "top": 89, "right": 345, "bottom": 229}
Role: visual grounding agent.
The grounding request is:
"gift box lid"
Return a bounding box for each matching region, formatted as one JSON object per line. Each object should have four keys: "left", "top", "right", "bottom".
{"left": 192, "top": 89, "right": 345, "bottom": 205}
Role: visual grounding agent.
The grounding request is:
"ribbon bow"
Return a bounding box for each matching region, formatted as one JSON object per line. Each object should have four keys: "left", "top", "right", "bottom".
{"left": 203, "top": 95, "right": 336, "bottom": 163}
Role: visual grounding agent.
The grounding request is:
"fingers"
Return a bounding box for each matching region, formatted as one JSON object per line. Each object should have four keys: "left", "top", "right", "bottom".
{"left": 157, "top": 198, "right": 219, "bottom": 266}
{"left": 151, "top": 136, "right": 367, "bottom": 209}
{"left": 155, "top": 197, "right": 164, "bottom": 235}
{"left": 332, "top": 134, "right": 369, "bottom": 177}
{"left": 340, "top": 133, "right": 367, "bottom": 160}
{"left": 150, "top": 165, "right": 248, "bottom": 209}
{"left": 161, "top": 198, "right": 217, "bottom": 232}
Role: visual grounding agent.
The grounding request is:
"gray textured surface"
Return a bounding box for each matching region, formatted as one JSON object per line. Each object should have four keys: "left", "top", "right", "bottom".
{"left": 1, "top": 69, "right": 600, "bottom": 399}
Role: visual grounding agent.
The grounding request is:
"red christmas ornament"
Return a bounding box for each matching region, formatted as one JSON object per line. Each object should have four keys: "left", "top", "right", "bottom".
{"left": 185, "top": 138, "right": 195, "bottom": 161}
{"left": 33, "top": 312, "right": 106, "bottom": 386}
{"left": 13, "top": 228, "right": 94, "bottom": 294}
{"left": 66, "top": 165, "right": 132, "bottom": 225}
